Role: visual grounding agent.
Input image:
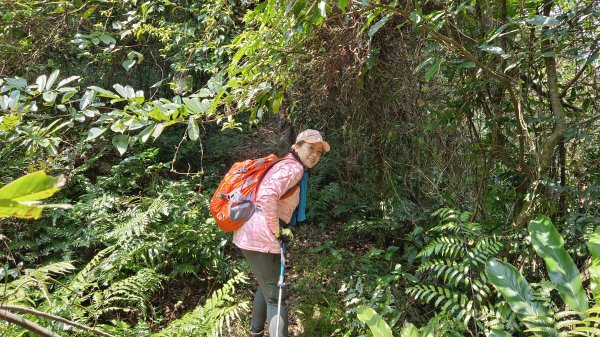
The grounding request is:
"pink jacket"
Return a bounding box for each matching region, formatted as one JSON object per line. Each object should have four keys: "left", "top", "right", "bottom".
{"left": 233, "top": 154, "right": 304, "bottom": 254}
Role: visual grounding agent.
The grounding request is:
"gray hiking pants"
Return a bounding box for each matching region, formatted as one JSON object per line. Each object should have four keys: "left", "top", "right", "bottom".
{"left": 241, "top": 249, "right": 288, "bottom": 337}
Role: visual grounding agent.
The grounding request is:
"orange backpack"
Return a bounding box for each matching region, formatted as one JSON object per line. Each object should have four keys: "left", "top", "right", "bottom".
{"left": 210, "top": 154, "right": 298, "bottom": 232}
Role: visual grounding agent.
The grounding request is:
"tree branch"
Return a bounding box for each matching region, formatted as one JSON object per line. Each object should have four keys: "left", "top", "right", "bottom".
{"left": 0, "top": 306, "right": 115, "bottom": 337}
{"left": 0, "top": 310, "right": 63, "bottom": 337}
{"left": 512, "top": 0, "right": 569, "bottom": 228}
{"left": 559, "top": 47, "right": 599, "bottom": 98}
{"left": 372, "top": 3, "right": 513, "bottom": 85}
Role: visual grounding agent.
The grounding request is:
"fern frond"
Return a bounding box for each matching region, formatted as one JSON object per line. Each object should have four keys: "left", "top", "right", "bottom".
{"left": 524, "top": 326, "right": 561, "bottom": 336}
{"left": 98, "top": 268, "right": 165, "bottom": 315}
{"left": 464, "top": 239, "right": 503, "bottom": 267}
{"left": 555, "top": 310, "right": 585, "bottom": 320}
{"left": 430, "top": 209, "right": 482, "bottom": 235}
{"left": 417, "top": 259, "right": 470, "bottom": 287}
{"left": 28, "top": 261, "right": 76, "bottom": 280}
{"left": 406, "top": 284, "right": 474, "bottom": 324}
{"left": 68, "top": 244, "right": 118, "bottom": 291}
{"left": 155, "top": 272, "right": 249, "bottom": 337}
{"left": 521, "top": 314, "right": 555, "bottom": 325}
{"left": 586, "top": 306, "right": 600, "bottom": 315}
{"left": 417, "top": 237, "right": 466, "bottom": 259}
{"left": 556, "top": 319, "right": 585, "bottom": 329}
{"left": 571, "top": 327, "right": 600, "bottom": 335}
{"left": 106, "top": 197, "right": 168, "bottom": 241}
{"left": 4, "top": 261, "right": 75, "bottom": 305}
{"left": 581, "top": 316, "right": 600, "bottom": 324}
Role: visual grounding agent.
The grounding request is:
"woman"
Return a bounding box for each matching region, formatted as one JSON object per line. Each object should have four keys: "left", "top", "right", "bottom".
{"left": 233, "top": 129, "right": 330, "bottom": 337}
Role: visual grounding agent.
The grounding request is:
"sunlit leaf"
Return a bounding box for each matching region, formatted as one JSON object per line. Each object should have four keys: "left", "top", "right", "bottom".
{"left": 529, "top": 215, "right": 589, "bottom": 312}
{"left": 36, "top": 74, "right": 47, "bottom": 92}
{"left": 82, "top": 4, "right": 98, "bottom": 19}
{"left": 42, "top": 91, "right": 58, "bottom": 103}
{"left": 588, "top": 231, "right": 600, "bottom": 305}
{"left": 56, "top": 76, "right": 80, "bottom": 88}
{"left": 0, "top": 171, "right": 62, "bottom": 202}
{"left": 5, "top": 77, "right": 27, "bottom": 89}
{"left": 368, "top": 14, "right": 392, "bottom": 38}
{"left": 89, "top": 85, "right": 120, "bottom": 99}
{"left": 0, "top": 171, "right": 69, "bottom": 220}
{"left": 318, "top": 0, "right": 327, "bottom": 17}
{"left": 183, "top": 97, "right": 205, "bottom": 114}
{"left": 122, "top": 59, "right": 136, "bottom": 71}
{"left": 86, "top": 127, "right": 106, "bottom": 141}
{"left": 79, "top": 89, "right": 95, "bottom": 109}
{"left": 112, "top": 134, "right": 130, "bottom": 156}
{"left": 400, "top": 323, "right": 420, "bottom": 337}
{"left": 271, "top": 92, "right": 283, "bottom": 114}
{"left": 188, "top": 117, "right": 199, "bottom": 141}
{"left": 485, "top": 258, "right": 549, "bottom": 318}
{"left": 479, "top": 45, "right": 505, "bottom": 55}
{"left": 113, "top": 84, "right": 129, "bottom": 98}
{"left": 46, "top": 70, "right": 60, "bottom": 90}
{"left": 139, "top": 124, "right": 155, "bottom": 143}
{"left": 356, "top": 306, "right": 394, "bottom": 337}
{"left": 152, "top": 123, "right": 164, "bottom": 139}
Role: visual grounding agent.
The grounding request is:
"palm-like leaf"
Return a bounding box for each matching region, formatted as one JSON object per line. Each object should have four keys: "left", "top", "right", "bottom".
{"left": 586, "top": 231, "right": 600, "bottom": 304}
{"left": 529, "top": 216, "right": 589, "bottom": 312}
{"left": 485, "top": 259, "right": 550, "bottom": 319}
{"left": 356, "top": 305, "right": 394, "bottom": 337}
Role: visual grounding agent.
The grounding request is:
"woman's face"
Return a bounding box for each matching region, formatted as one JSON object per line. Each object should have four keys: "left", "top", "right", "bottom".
{"left": 295, "top": 142, "right": 324, "bottom": 169}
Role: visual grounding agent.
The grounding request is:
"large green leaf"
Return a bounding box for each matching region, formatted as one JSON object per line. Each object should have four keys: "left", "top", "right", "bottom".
{"left": 529, "top": 215, "right": 589, "bottom": 312}
{"left": 485, "top": 259, "right": 548, "bottom": 318}
{"left": 587, "top": 231, "right": 600, "bottom": 304}
{"left": 0, "top": 171, "right": 67, "bottom": 219}
{"left": 400, "top": 323, "right": 421, "bottom": 337}
{"left": 356, "top": 305, "right": 394, "bottom": 337}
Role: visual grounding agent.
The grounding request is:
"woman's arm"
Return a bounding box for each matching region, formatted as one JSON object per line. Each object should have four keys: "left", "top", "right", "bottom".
{"left": 256, "top": 159, "right": 304, "bottom": 235}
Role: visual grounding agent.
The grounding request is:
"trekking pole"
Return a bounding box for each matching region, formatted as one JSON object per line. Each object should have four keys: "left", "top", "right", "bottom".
{"left": 275, "top": 240, "right": 286, "bottom": 337}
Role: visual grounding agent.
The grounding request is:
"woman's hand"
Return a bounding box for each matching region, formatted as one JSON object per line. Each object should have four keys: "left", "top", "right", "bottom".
{"left": 275, "top": 228, "right": 294, "bottom": 243}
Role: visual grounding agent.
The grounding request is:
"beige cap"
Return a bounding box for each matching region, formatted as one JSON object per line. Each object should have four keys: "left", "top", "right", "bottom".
{"left": 295, "top": 129, "right": 330, "bottom": 152}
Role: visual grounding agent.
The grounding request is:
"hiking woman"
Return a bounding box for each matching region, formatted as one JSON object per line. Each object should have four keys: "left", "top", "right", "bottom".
{"left": 233, "top": 129, "right": 330, "bottom": 337}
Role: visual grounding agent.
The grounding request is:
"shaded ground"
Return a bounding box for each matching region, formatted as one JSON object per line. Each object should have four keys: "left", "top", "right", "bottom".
{"left": 231, "top": 222, "right": 378, "bottom": 337}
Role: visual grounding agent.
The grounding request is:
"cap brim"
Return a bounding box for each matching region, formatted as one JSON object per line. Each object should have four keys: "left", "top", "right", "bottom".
{"left": 307, "top": 140, "right": 330, "bottom": 152}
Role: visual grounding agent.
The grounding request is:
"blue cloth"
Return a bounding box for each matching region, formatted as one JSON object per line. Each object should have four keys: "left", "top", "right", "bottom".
{"left": 289, "top": 171, "right": 308, "bottom": 227}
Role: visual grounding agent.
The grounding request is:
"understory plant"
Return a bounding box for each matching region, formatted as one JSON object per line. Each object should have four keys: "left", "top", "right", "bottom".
{"left": 1, "top": 167, "right": 243, "bottom": 336}
{"left": 485, "top": 215, "right": 600, "bottom": 336}
{"left": 405, "top": 208, "right": 511, "bottom": 335}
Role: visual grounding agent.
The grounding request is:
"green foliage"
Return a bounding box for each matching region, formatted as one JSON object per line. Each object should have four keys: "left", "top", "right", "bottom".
{"left": 154, "top": 272, "right": 249, "bottom": 337}
{"left": 2, "top": 0, "right": 600, "bottom": 335}
{"left": 529, "top": 216, "right": 588, "bottom": 312}
{"left": 0, "top": 171, "right": 69, "bottom": 219}
{"left": 485, "top": 259, "right": 554, "bottom": 333}
{"left": 1, "top": 261, "right": 76, "bottom": 306}
{"left": 356, "top": 305, "right": 393, "bottom": 337}
{"left": 406, "top": 209, "right": 511, "bottom": 334}
{"left": 587, "top": 231, "right": 600, "bottom": 303}
{"left": 486, "top": 216, "right": 600, "bottom": 336}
